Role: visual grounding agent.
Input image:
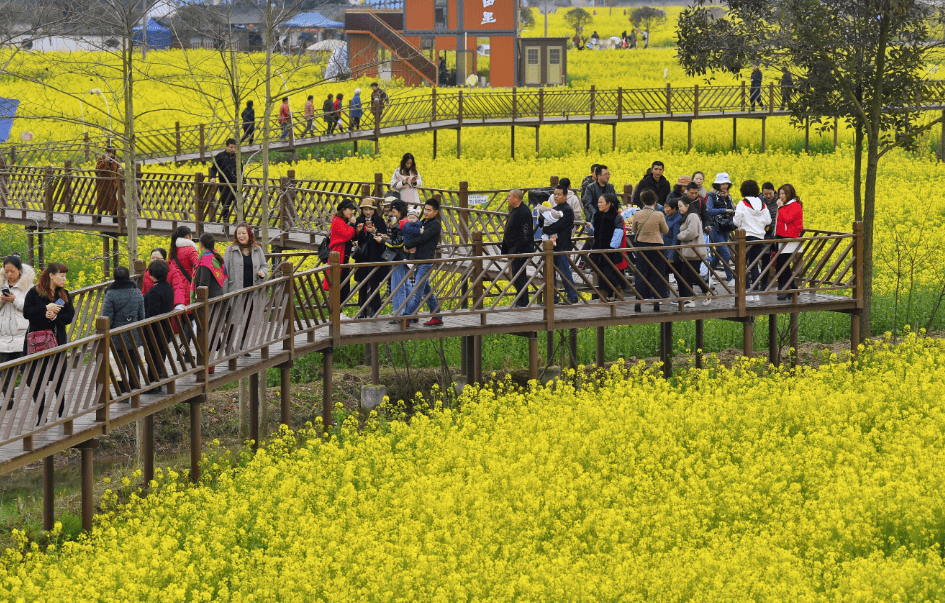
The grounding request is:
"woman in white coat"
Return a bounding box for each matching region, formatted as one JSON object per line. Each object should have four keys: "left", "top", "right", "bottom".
{"left": 0, "top": 256, "right": 35, "bottom": 364}
{"left": 390, "top": 153, "right": 423, "bottom": 209}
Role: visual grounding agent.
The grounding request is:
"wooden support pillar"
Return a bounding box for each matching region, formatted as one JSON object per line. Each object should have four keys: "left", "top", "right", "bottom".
{"left": 280, "top": 364, "right": 292, "bottom": 425}
{"left": 611, "top": 123, "right": 616, "bottom": 151}
{"left": 659, "top": 121, "right": 664, "bottom": 149}
{"left": 460, "top": 336, "right": 469, "bottom": 377}
{"left": 732, "top": 118, "right": 737, "bottom": 151}
{"left": 353, "top": 140, "right": 358, "bottom": 155}
{"left": 804, "top": 118, "right": 810, "bottom": 154}
{"left": 78, "top": 440, "right": 98, "bottom": 532}
{"left": 742, "top": 319, "right": 754, "bottom": 358}
{"left": 322, "top": 347, "right": 333, "bottom": 432}
{"left": 851, "top": 313, "right": 861, "bottom": 357}
{"left": 249, "top": 372, "right": 259, "bottom": 450}
{"left": 789, "top": 313, "right": 799, "bottom": 368}
{"left": 26, "top": 229, "right": 34, "bottom": 267}
{"left": 546, "top": 330, "right": 555, "bottom": 367}
{"left": 528, "top": 334, "right": 538, "bottom": 381}
{"left": 761, "top": 117, "right": 766, "bottom": 153}
{"left": 535, "top": 126, "right": 540, "bottom": 158}
{"left": 596, "top": 326, "right": 605, "bottom": 368}
{"left": 695, "top": 319, "right": 704, "bottom": 369}
{"left": 585, "top": 122, "right": 590, "bottom": 152}
{"left": 374, "top": 137, "right": 379, "bottom": 155}
{"left": 102, "top": 236, "right": 110, "bottom": 279}
{"left": 432, "top": 130, "right": 437, "bottom": 160}
{"left": 143, "top": 414, "right": 154, "bottom": 486}
{"left": 472, "top": 335, "right": 482, "bottom": 384}
{"left": 568, "top": 329, "right": 577, "bottom": 369}
{"left": 112, "top": 237, "right": 119, "bottom": 274}
{"left": 510, "top": 126, "right": 515, "bottom": 159}
{"left": 43, "top": 456, "right": 54, "bottom": 531}
{"left": 37, "top": 229, "right": 45, "bottom": 270}
{"left": 687, "top": 120, "right": 692, "bottom": 152}
{"left": 660, "top": 322, "right": 673, "bottom": 379}
{"left": 370, "top": 342, "right": 380, "bottom": 384}
{"left": 456, "top": 128, "right": 461, "bottom": 159}
{"left": 834, "top": 117, "right": 840, "bottom": 150}
{"left": 190, "top": 398, "right": 201, "bottom": 483}
{"left": 768, "top": 314, "right": 779, "bottom": 366}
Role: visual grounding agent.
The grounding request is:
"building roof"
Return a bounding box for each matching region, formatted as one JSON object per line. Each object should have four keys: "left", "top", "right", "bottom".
{"left": 283, "top": 12, "right": 343, "bottom": 28}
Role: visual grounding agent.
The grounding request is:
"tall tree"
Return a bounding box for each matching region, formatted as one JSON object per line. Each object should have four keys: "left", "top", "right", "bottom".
{"left": 630, "top": 6, "right": 666, "bottom": 33}
{"left": 564, "top": 8, "right": 592, "bottom": 40}
{"left": 677, "top": 0, "right": 945, "bottom": 337}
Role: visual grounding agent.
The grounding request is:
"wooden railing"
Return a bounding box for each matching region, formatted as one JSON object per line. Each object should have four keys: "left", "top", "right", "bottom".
{"left": 5, "top": 81, "right": 945, "bottom": 165}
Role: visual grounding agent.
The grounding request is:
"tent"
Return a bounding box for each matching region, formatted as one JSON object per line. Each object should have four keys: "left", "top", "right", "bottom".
{"left": 0, "top": 98, "right": 20, "bottom": 143}
{"left": 307, "top": 39, "right": 345, "bottom": 52}
{"left": 132, "top": 19, "right": 172, "bottom": 50}
{"left": 323, "top": 47, "right": 349, "bottom": 80}
{"left": 283, "top": 12, "right": 344, "bottom": 28}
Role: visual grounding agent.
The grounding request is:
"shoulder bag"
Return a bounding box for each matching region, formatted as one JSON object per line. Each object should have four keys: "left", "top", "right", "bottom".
{"left": 27, "top": 328, "right": 58, "bottom": 354}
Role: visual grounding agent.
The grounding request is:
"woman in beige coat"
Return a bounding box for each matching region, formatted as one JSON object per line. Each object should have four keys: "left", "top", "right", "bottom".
{"left": 675, "top": 198, "right": 711, "bottom": 306}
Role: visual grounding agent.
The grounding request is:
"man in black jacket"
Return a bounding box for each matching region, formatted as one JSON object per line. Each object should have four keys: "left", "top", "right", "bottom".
{"left": 581, "top": 165, "right": 615, "bottom": 221}
{"left": 632, "top": 160, "right": 670, "bottom": 207}
{"left": 539, "top": 185, "right": 578, "bottom": 304}
{"left": 209, "top": 138, "right": 240, "bottom": 223}
{"left": 403, "top": 197, "right": 443, "bottom": 326}
{"left": 240, "top": 101, "right": 255, "bottom": 144}
{"left": 323, "top": 94, "right": 335, "bottom": 134}
{"left": 501, "top": 189, "right": 534, "bottom": 307}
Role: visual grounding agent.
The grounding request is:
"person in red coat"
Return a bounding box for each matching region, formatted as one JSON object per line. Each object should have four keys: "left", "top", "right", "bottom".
{"left": 775, "top": 183, "right": 804, "bottom": 300}
{"left": 322, "top": 200, "right": 362, "bottom": 302}
{"left": 94, "top": 147, "right": 123, "bottom": 222}
{"left": 141, "top": 247, "right": 167, "bottom": 296}
{"left": 167, "top": 225, "right": 198, "bottom": 333}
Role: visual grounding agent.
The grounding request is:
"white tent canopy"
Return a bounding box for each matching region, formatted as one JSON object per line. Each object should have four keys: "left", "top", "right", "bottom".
{"left": 307, "top": 39, "right": 345, "bottom": 52}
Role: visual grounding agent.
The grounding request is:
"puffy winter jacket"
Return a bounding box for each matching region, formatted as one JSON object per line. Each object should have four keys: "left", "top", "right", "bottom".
{"left": 0, "top": 263, "right": 35, "bottom": 354}
{"left": 734, "top": 196, "right": 772, "bottom": 239}
{"left": 168, "top": 238, "right": 198, "bottom": 307}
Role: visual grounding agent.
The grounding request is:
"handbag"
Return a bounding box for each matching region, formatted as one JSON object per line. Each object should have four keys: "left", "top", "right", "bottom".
{"left": 317, "top": 238, "right": 331, "bottom": 263}
{"left": 715, "top": 212, "right": 736, "bottom": 234}
{"left": 27, "top": 328, "right": 58, "bottom": 354}
{"left": 381, "top": 247, "right": 398, "bottom": 262}
{"left": 351, "top": 243, "right": 370, "bottom": 263}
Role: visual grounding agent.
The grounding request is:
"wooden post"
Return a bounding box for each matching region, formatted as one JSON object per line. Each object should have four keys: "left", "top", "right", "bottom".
{"left": 329, "top": 252, "right": 341, "bottom": 341}
{"left": 512, "top": 86, "right": 518, "bottom": 120}
{"left": 761, "top": 117, "right": 766, "bottom": 153}
{"left": 175, "top": 122, "right": 182, "bottom": 156}
{"left": 102, "top": 237, "right": 111, "bottom": 279}
{"left": 78, "top": 440, "right": 97, "bottom": 532}
{"left": 768, "top": 314, "right": 779, "bottom": 366}
{"left": 62, "top": 160, "right": 73, "bottom": 213}
{"left": 568, "top": 330, "right": 577, "bottom": 370}
{"left": 596, "top": 326, "right": 605, "bottom": 368}
{"left": 95, "top": 317, "right": 110, "bottom": 425}
{"left": 743, "top": 319, "right": 754, "bottom": 358}
{"left": 26, "top": 229, "right": 34, "bottom": 267}
{"left": 590, "top": 85, "right": 596, "bottom": 120}
{"left": 805, "top": 117, "right": 810, "bottom": 154}
{"left": 542, "top": 240, "right": 555, "bottom": 331}
{"left": 694, "top": 84, "right": 699, "bottom": 117}
{"left": 665, "top": 83, "right": 672, "bottom": 115}
{"left": 194, "top": 287, "right": 210, "bottom": 382}
{"left": 732, "top": 118, "right": 737, "bottom": 151}
{"left": 735, "top": 230, "right": 747, "bottom": 317}
{"left": 510, "top": 126, "right": 515, "bottom": 159}
{"left": 617, "top": 87, "right": 623, "bottom": 120}
{"left": 249, "top": 372, "right": 259, "bottom": 451}
{"left": 768, "top": 83, "right": 774, "bottom": 115}
{"left": 585, "top": 123, "right": 590, "bottom": 152}
{"left": 199, "top": 124, "right": 206, "bottom": 162}
{"left": 853, "top": 222, "right": 864, "bottom": 312}
{"left": 539, "top": 88, "right": 545, "bottom": 124}
{"left": 194, "top": 172, "right": 206, "bottom": 234}
{"left": 373, "top": 172, "right": 384, "bottom": 198}
{"left": 687, "top": 121, "right": 693, "bottom": 152}
{"left": 472, "top": 335, "right": 482, "bottom": 384}
{"left": 611, "top": 123, "right": 616, "bottom": 151}
{"left": 528, "top": 334, "right": 538, "bottom": 381}
{"left": 457, "top": 91, "right": 464, "bottom": 159}
{"left": 659, "top": 121, "right": 664, "bottom": 149}
{"left": 458, "top": 180, "right": 469, "bottom": 245}
{"left": 851, "top": 313, "right": 860, "bottom": 357}
{"left": 433, "top": 130, "right": 437, "bottom": 159}
{"left": 280, "top": 363, "right": 292, "bottom": 425}
{"left": 789, "top": 314, "right": 799, "bottom": 368}
{"left": 190, "top": 397, "right": 202, "bottom": 483}
{"left": 43, "top": 456, "right": 54, "bottom": 531}
{"left": 695, "top": 319, "right": 704, "bottom": 369}
{"left": 622, "top": 183, "right": 632, "bottom": 208}
{"left": 661, "top": 322, "right": 673, "bottom": 378}
{"left": 740, "top": 81, "right": 746, "bottom": 111}
{"left": 431, "top": 86, "right": 437, "bottom": 121}
{"left": 43, "top": 166, "right": 55, "bottom": 225}
{"left": 546, "top": 330, "right": 555, "bottom": 369}
{"left": 322, "top": 347, "right": 333, "bottom": 432}
{"left": 535, "top": 126, "right": 540, "bottom": 158}
{"left": 143, "top": 414, "right": 154, "bottom": 486}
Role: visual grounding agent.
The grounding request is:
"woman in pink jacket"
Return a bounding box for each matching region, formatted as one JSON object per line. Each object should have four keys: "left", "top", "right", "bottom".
{"left": 167, "top": 225, "right": 198, "bottom": 332}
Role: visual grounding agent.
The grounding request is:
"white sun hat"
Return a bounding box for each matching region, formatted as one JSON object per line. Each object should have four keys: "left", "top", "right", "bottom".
{"left": 713, "top": 172, "right": 732, "bottom": 185}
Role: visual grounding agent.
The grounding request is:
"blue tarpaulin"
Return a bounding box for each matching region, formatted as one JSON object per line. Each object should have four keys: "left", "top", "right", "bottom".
{"left": 132, "top": 19, "right": 172, "bottom": 50}
{"left": 283, "top": 12, "right": 344, "bottom": 28}
{"left": 0, "top": 98, "right": 20, "bottom": 143}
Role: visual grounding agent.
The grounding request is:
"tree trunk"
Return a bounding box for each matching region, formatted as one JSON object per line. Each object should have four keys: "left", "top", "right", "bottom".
{"left": 853, "top": 123, "right": 863, "bottom": 222}
{"left": 861, "top": 128, "right": 878, "bottom": 338}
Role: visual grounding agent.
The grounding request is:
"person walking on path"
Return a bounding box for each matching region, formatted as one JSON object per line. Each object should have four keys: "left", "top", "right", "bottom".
{"left": 587, "top": 193, "right": 628, "bottom": 302}
{"left": 402, "top": 197, "right": 443, "bottom": 326}
{"left": 538, "top": 185, "right": 579, "bottom": 304}
{"left": 168, "top": 225, "right": 198, "bottom": 316}
{"left": 775, "top": 184, "right": 804, "bottom": 300}
{"left": 322, "top": 93, "right": 335, "bottom": 134}
{"left": 390, "top": 153, "right": 422, "bottom": 209}
{"left": 750, "top": 64, "right": 765, "bottom": 111}
{"left": 323, "top": 200, "right": 362, "bottom": 304}
{"left": 780, "top": 67, "right": 793, "bottom": 110}
{"left": 333, "top": 93, "right": 345, "bottom": 133}
{"left": 223, "top": 223, "right": 268, "bottom": 294}
{"left": 385, "top": 200, "right": 412, "bottom": 320}
{"left": 301, "top": 95, "right": 316, "bottom": 137}
{"left": 141, "top": 248, "right": 167, "bottom": 296}
{"left": 209, "top": 139, "right": 240, "bottom": 223}
{"left": 675, "top": 197, "right": 712, "bottom": 305}
{"left": 241, "top": 100, "right": 255, "bottom": 144}
{"left": 501, "top": 189, "right": 535, "bottom": 308}
{"left": 706, "top": 172, "right": 736, "bottom": 286}
{"left": 94, "top": 147, "right": 123, "bottom": 223}
{"left": 101, "top": 265, "right": 145, "bottom": 394}
{"left": 631, "top": 189, "right": 670, "bottom": 312}
{"left": 349, "top": 89, "right": 363, "bottom": 131}
{"left": 557, "top": 177, "right": 585, "bottom": 241}
{"left": 759, "top": 181, "right": 779, "bottom": 290}
{"left": 193, "top": 233, "right": 227, "bottom": 373}
{"left": 23, "top": 262, "right": 74, "bottom": 422}
{"left": 733, "top": 179, "right": 772, "bottom": 300}
{"left": 353, "top": 198, "right": 389, "bottom": 318}
{"left": 632, "top": 160, "right": 670, "bottom": 208}
{"left": 662, "top": 198, "right": 684, "bottom": 283}
{"left": 581, "top": 164, "right": 615, "bottom": 221}
{"left": 143, "top": 258, "right": 174, "bottom": 393}
{"left": 370, "top": 82, "right": 389, "bottom": 127}
{"left": 0, "top": 256, "right": 33, "bottom": 365}
{"left": 278, "top": 97, "right": 292, "bottom": 141}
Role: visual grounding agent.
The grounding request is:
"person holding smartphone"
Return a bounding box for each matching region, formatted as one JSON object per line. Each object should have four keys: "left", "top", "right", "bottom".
{"left": 390, "top": 153, "right": 423, "bottom": 209}
{"left": 0, "top": 255, "right": 34, "bottom": 365}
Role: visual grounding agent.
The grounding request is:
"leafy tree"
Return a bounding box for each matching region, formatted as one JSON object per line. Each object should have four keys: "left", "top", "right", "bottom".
{"left": 677, "top": 0, "right": 945, "bottom": 337}
{"left": 520, "top": 7, "right": 535, "bottom": 29}
{"left": 564, "top": 8, "right": 592, "bottom": 39}
{"left": 631, "top": 6, "right": 666, "bottom": 32}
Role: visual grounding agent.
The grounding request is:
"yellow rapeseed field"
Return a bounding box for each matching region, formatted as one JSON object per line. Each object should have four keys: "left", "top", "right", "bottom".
{"left": 3, "top": 333, "right": 945, "bottom": 600}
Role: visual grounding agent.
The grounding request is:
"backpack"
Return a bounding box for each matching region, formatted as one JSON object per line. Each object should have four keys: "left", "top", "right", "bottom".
{"left": 317, "top": 237, "right": 330, "bottom": 263}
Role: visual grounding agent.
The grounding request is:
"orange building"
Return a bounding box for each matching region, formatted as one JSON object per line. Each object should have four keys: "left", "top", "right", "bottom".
{"left": 345, "top": 0, "right": 518, "bottom": 88}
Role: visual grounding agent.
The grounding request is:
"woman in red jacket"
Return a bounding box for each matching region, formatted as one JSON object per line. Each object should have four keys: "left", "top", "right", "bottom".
{"left": 141, "top": 247, "right": 167, "bottom": 295}
{"left": 167, "top": 225, "right": 198, "bottom": 333}
{"left": 323, "top": 200, "right": 362, "bottom": 303}
{"left": 775, "top": 183, "right": 804, "bottom": 300}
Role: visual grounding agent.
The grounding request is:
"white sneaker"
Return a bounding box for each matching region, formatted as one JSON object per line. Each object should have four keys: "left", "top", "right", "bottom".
{"left": 727, "top": 278, "right": 736, "bottom": 288}
{"left": 683, "top": 300, "right": 695, "bottom": 308}
{"left": 702, "top": 298, "right": 712, "bottom": 306}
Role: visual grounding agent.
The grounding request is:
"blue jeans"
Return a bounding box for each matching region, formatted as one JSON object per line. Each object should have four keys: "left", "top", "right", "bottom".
{"left": 709, "top": 227, "right": 734, "bottom": 280}
{"left": 554, "top": 253, "right": 578, "bottom": 303}
{"left": 390, "top": 264, "right": 411, "bottom": 315}
{"left": 280, "top": 124, "right": 291, "bottom": 141}
{"left": 404, "top": 263, "right": 440, "bottom": 316}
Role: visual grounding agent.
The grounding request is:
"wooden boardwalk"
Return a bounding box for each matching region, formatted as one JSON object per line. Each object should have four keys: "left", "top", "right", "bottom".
{"left": 4, "top": 82, "right": 945, "bottom": 165}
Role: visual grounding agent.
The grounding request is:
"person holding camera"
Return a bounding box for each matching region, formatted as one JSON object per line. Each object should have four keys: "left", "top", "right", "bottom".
{"left": 0, "top": 256, "right": 34, "bottom": 364}
{"left": 390, "top": 153, "right": 422, "bottom": 208}
{"left": 706, "top": 172, "right": 736, "bottom": 287}
{"left": 322, "top": 199, "right": 363, "bottom": 303}
{"left": 23, "top": 263, "right": 74, "bottom": 422}
{"left": 353, "top": 198, "right": 389, "bottom": 318}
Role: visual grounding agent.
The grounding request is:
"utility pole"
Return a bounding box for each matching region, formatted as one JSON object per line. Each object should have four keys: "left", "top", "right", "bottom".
{"left": 544, "top": 0, "right": 548, "bottom": 37}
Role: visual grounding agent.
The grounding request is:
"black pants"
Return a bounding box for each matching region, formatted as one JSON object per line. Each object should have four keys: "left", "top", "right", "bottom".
{"left": 759, "top": 239, "right": 776, "bottom": 290}
{"left": 145, "top": 324, "right": 172, "bottom": 387}
{"left": 781, "top": 89, "right": 792, "bottom": 110}
{"left": 776, "top": 252, "right": 795, "bottom": 291}
{"left": 113, "top": 343, "right": 141, "bottom": 395}
{"left": 745, "top": 236, "right": 765, "bottom": 291}
{"left": 591, "top": 253, "right": 622, "bottom": 299}
{"left": 682, "top": 258, "right": 711, "bottom": 296}
{"left": 511, "top": 257, "right": 530, "bottom": 307}
{"left": 27, "top": 352, "right": 67, "bottom": 424}
{"left": 750, "top": 86, "right": 764, "bottom": 109}
{"left": 241, "top": 125, "right": 255, "bottom": 144}
{"left": 350, "top": 115, "right": 361, "bottom": 130}
{"left": 634, "top": 242, "right": 667, "bottom": 301}
{"left": 326, "top": 117, "right": 336, "bottom": 134}
{"left": 218, "top": 186, "right": 236, "bottom": 223}
{"left": 355, "top": 263, "right": 390, "bottom": 318}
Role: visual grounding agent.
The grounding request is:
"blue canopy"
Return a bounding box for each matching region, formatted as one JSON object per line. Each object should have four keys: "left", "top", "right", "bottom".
{"left": 0, "top": 98, "right": 20, "bottom": 143}
{"left": 132, "top": 19, "right": 172, "bottom": 50}
{"left": 283, "top": 12, "right": 343, "bottom": 28}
